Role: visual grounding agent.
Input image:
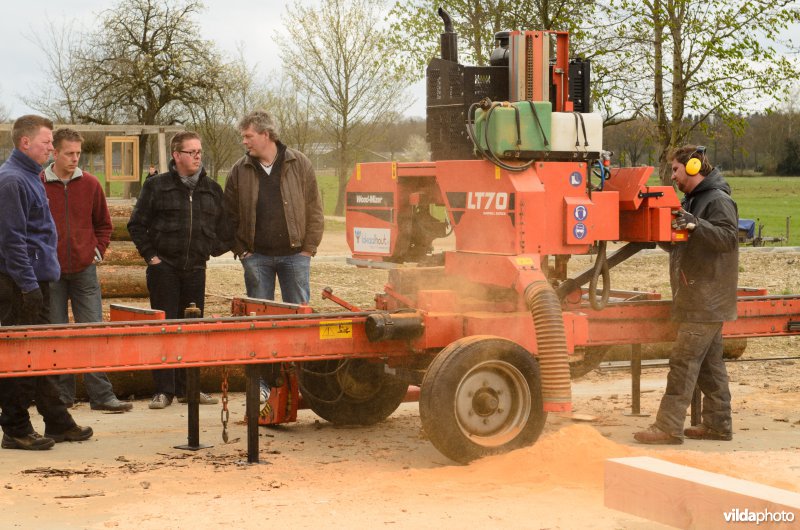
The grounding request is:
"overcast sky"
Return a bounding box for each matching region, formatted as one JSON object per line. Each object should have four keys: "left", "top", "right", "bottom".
{"left": 0, "top": 0, "right": 427, "bottom": 119}
{"left": 1, "top": 1, "right": 797, "bottom": 121}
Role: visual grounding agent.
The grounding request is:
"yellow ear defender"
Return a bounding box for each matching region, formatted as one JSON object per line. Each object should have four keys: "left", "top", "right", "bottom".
{"left": 685, "top": 146, "right": 706, "bottom": 176}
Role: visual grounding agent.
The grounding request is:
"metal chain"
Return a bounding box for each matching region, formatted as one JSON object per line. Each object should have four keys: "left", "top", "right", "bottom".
{"left": 220, "top": 366, "right": 230, "bottom": 443}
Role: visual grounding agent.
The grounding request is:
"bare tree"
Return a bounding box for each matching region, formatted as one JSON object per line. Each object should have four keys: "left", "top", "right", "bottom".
{"left": 265, "top": 76, "right": 316, "bottom": 155}
{"left": 28, "top": 0, "right": 228, "bottom": 178}
{"left": 279, "top": 0, "right": 410, "bottom": 215}
{"left": 186, "top": 52, "right": 270, "bottom": 181}
{"left": 604, "top": 116, "right": 655, "bottom": 166}
{"left": 24, "top": 20, "right": 86, "bottom": 123}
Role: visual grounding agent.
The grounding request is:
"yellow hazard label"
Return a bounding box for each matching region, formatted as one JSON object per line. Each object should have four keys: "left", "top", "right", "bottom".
{"left": 320, "top": 320, "right": 353, "bottom": 339}
{"left": 515, "top": 257, "right": 534, "bottom": 266}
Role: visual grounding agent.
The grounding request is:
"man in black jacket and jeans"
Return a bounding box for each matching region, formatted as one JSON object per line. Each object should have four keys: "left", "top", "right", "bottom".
{"left": 128, "top": 132, "right": 230, "bottom": 409}
{"left": 634, "top": 145, "right": 739, "bottom": 445}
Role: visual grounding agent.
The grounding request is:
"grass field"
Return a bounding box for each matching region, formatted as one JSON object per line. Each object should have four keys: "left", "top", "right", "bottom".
{"left": 726, "top": 177, "right": 799, "bottom": 246}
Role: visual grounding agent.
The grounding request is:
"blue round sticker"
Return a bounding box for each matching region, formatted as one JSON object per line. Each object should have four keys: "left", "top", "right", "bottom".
{"left": 569, "top": 172, "right": 583, "bottom": 187}
{"left": 574, "top": 205, "right": 588, "bottom": 221}
{"left": 573, "top": 223, "right": 587, "bottom": 239}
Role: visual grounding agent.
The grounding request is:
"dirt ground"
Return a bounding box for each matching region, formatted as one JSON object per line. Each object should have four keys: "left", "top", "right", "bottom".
{"left": 1, "top": 228, "right": 798, "bottom": 529}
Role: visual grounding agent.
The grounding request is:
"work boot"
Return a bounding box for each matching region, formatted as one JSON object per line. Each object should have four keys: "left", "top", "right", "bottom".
{"left": 684, "top": 424, "right": 733, "bottom": 441}
{"left": 633, "top": 424, "right": 683, "bottom": 445}
{"left": 149, "top": 393, "right": 173, "bottom": 409}
{"left": 1, "top": 432, "right": 55, "bottom": 451}
{"left": 90, "top": 397, "right": 133, "bottom": 412}
{"left": 44, "top": 425, "right": 93, "bottom": 443}
{"left": 176, "top": 392, "right": 219, "bottom": 405}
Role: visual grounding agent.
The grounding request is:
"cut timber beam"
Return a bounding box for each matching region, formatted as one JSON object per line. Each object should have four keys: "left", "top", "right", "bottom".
{"left": 605, "top": 456, "right": 800, "bottom": 529}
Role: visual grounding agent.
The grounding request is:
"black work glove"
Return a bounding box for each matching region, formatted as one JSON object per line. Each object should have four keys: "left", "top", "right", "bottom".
{"left": 671, "top": 209, "right": 697, "bottom": 231}
{"left": 21, "top": 288, "right": 44, "bottom": 323}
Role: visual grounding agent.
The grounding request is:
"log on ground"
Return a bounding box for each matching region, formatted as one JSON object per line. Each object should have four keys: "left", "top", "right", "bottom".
{"left": 98, "top": 265, "right": 148, "bottom": 298}
{"left": 110, "top": 216, "right": 132, "bottom": 241}
{"left": 103, "top": 241, "right": 143, "bottom": 266}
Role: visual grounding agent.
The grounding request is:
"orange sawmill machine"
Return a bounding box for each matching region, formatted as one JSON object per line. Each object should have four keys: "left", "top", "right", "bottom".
{"left": 1, "top": 9, "right": 798, "bottom": 464}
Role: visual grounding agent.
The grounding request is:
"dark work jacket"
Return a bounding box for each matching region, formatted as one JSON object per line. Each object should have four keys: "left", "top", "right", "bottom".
{"left": 128, "top": 162, "right": 230, "bottom": 270}
{"left": 669, "top": 168, "right": 739, "bottom": 322}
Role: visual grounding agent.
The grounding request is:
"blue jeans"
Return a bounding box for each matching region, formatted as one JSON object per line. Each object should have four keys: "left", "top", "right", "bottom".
{"left": 241, "top": 252, "right": 311, "bottom": 304}
{"left": 146, "top": 262, "right": 207, "bottom": 397}
{"left": 49, "top": 264, "right": 117, "bottom": 406}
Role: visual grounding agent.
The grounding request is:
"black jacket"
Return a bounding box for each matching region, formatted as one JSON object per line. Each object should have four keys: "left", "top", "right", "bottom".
{"left": 128, "top": 163, "right": 230, "bottom": 270}
{"left": 669, "top": 168, "right": 739, "bottom": 322}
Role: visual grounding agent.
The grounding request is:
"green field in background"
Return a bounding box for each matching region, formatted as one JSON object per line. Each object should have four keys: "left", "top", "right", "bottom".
{"left": 726, "top": 177, "right": 798, "bottom": 246}
{"left": 317, "top": 170, "right": 339, "bottom": 216}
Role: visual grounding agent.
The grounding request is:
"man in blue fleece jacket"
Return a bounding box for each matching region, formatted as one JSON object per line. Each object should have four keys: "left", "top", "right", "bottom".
{"left": 0, "top": 115, "right": 93, "bottom": 450}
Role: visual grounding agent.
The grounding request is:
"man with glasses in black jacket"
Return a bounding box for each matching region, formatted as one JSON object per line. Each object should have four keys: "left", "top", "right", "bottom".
{"left": 128, "top": 131, "right": 231, "bottom": 409}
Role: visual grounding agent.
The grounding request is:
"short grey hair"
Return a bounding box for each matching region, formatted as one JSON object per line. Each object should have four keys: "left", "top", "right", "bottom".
{"left": 238, "top": 110, "right": 280, "bottom": 142}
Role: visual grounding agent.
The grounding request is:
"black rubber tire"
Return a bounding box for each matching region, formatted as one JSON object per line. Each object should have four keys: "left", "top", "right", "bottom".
{"left": 419, "top": 336, "right": 547, "bottom": 464}
{"left": 569, "top": 346, "right": 612, "bottom": 379}
{"left": 298, "top": 359, "right": 408, "bottom": 425}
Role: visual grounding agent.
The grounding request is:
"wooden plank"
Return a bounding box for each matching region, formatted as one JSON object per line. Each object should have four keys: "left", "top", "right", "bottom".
{"left": 605, "top": 456, "right": 800, "bottom": 529}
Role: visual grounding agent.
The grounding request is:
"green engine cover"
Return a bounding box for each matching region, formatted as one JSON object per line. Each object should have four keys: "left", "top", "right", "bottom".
{"left": 474, "top": 101, "right": 552, "bottom": 157}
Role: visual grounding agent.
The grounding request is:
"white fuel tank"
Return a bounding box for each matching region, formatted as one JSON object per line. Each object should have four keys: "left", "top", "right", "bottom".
{"left": 549, "top": 112, "right": 603, "bottom": 153}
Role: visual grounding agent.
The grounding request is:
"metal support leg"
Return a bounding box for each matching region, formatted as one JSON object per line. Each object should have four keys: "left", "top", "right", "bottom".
{"left": 245, "top": 364, "right": 260, "bottom": 463}
{"left": 690, "top": 386, "right": 701, "bottom": 426}
{"left": 175, "top": 367, "right": 212, "bottom": 450}
{"left": 624, "top": 343, "right": 649, "bottom": 417}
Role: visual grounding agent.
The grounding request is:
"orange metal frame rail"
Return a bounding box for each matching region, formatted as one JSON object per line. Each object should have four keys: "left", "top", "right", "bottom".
{"left": 576, "top": 295, "right": 800, "bottom": 346}
{"left": 0, "top": 312, "right": 411, "bottom": 378}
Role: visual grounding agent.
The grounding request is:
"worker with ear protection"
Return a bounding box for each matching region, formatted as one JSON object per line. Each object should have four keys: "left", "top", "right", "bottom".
{"left": 635, "top": 145, "right": 739, "bottom": 445}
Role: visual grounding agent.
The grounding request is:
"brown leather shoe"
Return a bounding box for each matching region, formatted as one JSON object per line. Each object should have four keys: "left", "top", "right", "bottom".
{"left": 45, "top": 425, "right": 93, "bottom": 443}
{"left": 684, "top": 424, "right": 732, "bottom": 441}
{"left": 1, "top": 432, "right": 55, "bottom": 450}
{"left": 634, "top": 425, "right": 683, "bottom": 445}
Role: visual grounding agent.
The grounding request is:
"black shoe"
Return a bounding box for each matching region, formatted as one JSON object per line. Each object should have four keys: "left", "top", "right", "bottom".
{"left": 1, "top": 432, "right": 55, "bottom": 450}
{"left": 91, "top": 398, "right": 133, "bottom": 412}
{"left": 45, "top": 425, "right": 93, "bottom": 443}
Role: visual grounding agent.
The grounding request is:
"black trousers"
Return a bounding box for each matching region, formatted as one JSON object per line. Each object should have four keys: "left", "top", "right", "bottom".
{"left": 146, "top": 262, "right": 206, "bottom": 397}
{"left": 0, "top": 275, "right": 76, "bottom": 437}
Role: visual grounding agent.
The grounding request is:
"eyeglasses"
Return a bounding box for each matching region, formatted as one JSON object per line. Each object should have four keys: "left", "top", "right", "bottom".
{"left": 179, "top": 150, "right": 203, "bottom": 157}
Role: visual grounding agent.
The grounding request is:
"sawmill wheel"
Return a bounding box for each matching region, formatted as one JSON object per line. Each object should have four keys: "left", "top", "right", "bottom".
{"left": 419, "top": 336, "right": 546, "bottom": 464}
{"left": 569, "top": 346, "right": 612, "bottom": 379}
{"left": 297, "top": 359, "right": 408, "bottom": 425}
